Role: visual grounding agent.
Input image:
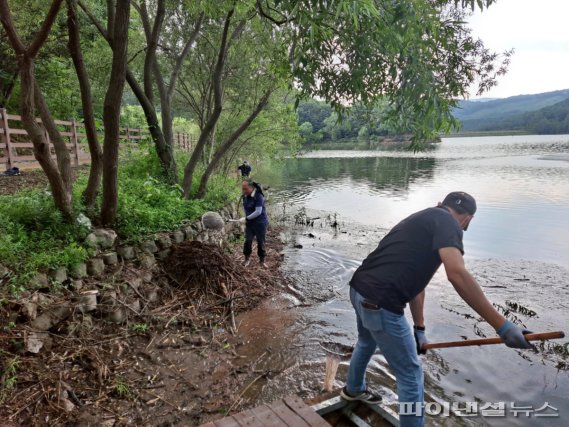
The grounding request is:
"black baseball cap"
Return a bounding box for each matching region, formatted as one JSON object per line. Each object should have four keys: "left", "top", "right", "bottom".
{"left": 442, "top": 191, "right": 477, "bottom": 215}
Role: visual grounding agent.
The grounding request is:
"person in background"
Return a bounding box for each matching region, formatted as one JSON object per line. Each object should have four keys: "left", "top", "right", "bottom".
{"left": 237, "top": 160, "right": 251, "bottom": 177}
{"left": 240, "top": 179, "right": 269, "bottom": 267}
{"left": 342, "top": 192, "right": 532, "bottom": 427}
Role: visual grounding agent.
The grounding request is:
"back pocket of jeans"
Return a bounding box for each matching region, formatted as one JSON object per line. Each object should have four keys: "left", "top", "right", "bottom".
{"left": 360, "top": 302, "right": 384, "bottom": 332}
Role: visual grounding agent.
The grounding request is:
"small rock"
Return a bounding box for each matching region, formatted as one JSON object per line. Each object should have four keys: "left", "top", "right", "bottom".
{"left": 182, "top": 226, "right": 196, "bottom": 241}
{"left": 155, "top": 249, "right": 171, "bottom": 260}
{"left": 140, "top": 240, "right": 159, "bottom": 254}
{"left": 293, "top": 244, "right": 303, "bottom": 249}
{"left": 145, "top": 287, "right": 158, "bottom": 303}
{"left": 193, "top": 221, "right": 203, "bottom": 232}
{"left": 139, "top": 254, "right": 156, "bottom": 269}
{"left": 77, "top": 290, "right": 98, "bottom": 313}
{"left": 69, "top": 263, "right": 87, "bottom": 279}
{"left": 31, "top": 306, "right": 72, "bottom": 331}
{"left": 70, "top": 280, "right": 83, "bottom": 291}
{"left": 156, "top": 235, "right": 172, "bottom": 249}
{"left": 50, "top": 267, "right": 68, "bottom": 284}
{"left": 22, "top": 300, "right": 38, "bottom": 321}
{"left": 93, "top": 228, "right": 117, "bottom": 249}
{"left": 201, "top": 211, "right": 224, "bottom": 231}
{"left": 26, "top": 331, "right": 49, "bottom": 353}
{"left": 29, "top": 273, "right": 49, "bottom": 289}
{"left": 130, "top": 299, "right": 141, "bottom": 313}
{"left": 128, "top": 278, "right": 143, "bottom": 290}
{"left": 171, "top": 231, "right": 185, "bottom": 244}
{"left": 102, "top": 252, "right": 118, "bottom": 265}
{"left": 87, "top": 258, "right": 105, "bottom": 276}
{"left": 60, "top": 396, "right": 76, "bottom": 413}
{"left": 117, "top": 246, "right": 135, "bottom": 260}
{"left": 107, "top": 307, "right": 125, "bottom": 323}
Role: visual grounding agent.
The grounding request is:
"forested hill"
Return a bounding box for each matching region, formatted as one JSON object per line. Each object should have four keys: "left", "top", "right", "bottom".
{"left": 454, "top": 89, "right": 569, "bottom": 133}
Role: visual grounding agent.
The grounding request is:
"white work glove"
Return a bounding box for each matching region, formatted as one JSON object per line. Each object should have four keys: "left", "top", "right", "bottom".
{"left": 239, "top": 217, "right": 247, "bottom": 223}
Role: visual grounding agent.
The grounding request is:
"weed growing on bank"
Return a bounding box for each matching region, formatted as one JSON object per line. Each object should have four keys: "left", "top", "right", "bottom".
{"left": 0, "top": 146, "right": 240, "bottom": 293}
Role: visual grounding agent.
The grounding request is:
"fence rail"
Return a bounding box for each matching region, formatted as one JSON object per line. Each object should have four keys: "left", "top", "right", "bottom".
{"left": 0, "top": 108, "right": 194, "bottom": 170}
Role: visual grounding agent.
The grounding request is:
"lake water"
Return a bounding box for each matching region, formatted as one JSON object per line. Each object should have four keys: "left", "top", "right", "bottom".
{"left": 240, "top": 135, "right": 569, "bottom": 426}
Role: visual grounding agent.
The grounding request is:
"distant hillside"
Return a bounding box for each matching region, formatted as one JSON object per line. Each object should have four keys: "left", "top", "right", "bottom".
{"left": 454, "top": 89, "right": 569, "bottom": 133}
{"left": 461, "top": 97, "right": 569, "bottom": 134}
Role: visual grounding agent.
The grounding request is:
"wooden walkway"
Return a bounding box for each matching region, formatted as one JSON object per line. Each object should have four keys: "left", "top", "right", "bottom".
{"left": 200, "top": 396, "right": 330, "bottom": 427}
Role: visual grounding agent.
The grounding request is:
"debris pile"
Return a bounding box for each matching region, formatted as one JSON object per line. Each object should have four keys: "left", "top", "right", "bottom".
{"left": 160, "top": 240, "right": 280, "bottom": 315}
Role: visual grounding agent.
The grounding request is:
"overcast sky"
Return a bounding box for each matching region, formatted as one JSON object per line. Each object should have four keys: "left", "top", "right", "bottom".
{"left": 466, "top": 0, "right": 569, "bottom": 99}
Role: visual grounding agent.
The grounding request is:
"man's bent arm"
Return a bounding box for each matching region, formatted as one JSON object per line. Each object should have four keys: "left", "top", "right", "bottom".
{"left": 409, "top": 290, "right": 425, "bottom": 328}
{"left": 439, "top": 247, "right": 507, "bottom": 330}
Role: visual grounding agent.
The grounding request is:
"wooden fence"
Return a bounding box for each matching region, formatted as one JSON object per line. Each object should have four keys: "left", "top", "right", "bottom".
{"left": 0, "top": 108, "right": 194, "bottom": 170}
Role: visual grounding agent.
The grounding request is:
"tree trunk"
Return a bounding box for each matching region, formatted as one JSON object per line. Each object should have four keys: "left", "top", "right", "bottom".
{"left": 195, "top": 89, "right": 271, "bottom": 198}
{"left": 0, "top": 0, "right": 73, "bottom": 219}
{"left": 21, "top": 59, "right": 73, "bottom": 219}
{"left": 78, "top": 0, "right": 178, "bottom": 183}
{"left": 67, "top": 0, "right": 102, "bottom": 209}
{"left": 182, "top": 9, "right": 234, "bottom": 198}
{"left": 100, "top": 0, "right": 130, "bottom": 226}
{"left": 34, "top": 80, "right": 73, "bottom": 194}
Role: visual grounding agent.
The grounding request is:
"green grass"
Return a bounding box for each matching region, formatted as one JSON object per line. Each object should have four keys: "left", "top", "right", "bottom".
{"left": 0, "top": 145, "right": 240, "bottom": 293}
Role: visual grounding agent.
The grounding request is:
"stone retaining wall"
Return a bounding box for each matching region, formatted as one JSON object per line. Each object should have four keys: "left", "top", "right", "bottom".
{"left": 27, "top": 201, "right": 243, "bottom": 291}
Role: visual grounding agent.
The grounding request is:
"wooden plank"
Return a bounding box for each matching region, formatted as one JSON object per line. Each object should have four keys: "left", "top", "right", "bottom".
{"left": 247, "top": 404, "right": 289, "bottom": 427}
{"left": 213, "top": 416, "right": 241, "bottom": 427}
{"left": 5, "top": 113, "right": 21, "bottom": 120}
{"left": 53, "top": 119, "right": 72, "bottom": 126}
{"left": 7, "top": 128, "right": 28, "bottom": 135}
{"left": 10, "top": 142, "right": 33, "bottom": 148}
{"left": 269, "top": 400, "right": 311, "bottom": 427}
{"left": 1, "top": 108, "right": 15, "bottom": 170}
{"left": 283, "top": 396, "right": 329, "bottom": 427}
{"left": 12, "top": 155, "right": 36, "bottom": 162}
{"left": 70, "top": 119, "right": 80, "bottom": 166}
{"left": 231, "top": 409, "right": 266, "bottom": 427}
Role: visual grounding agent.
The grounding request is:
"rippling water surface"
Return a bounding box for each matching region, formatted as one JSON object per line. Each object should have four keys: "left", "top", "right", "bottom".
{"left": 237, "top": 135, "right": 569, "bottom": 426}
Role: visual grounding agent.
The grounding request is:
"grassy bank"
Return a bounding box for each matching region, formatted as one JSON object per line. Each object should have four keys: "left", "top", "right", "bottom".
{"left": 0, "top": 146, "right": 239, "bottom": 293}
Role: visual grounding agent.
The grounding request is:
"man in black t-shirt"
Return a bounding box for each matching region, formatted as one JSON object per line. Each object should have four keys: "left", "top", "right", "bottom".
{"left": 340, "top": 192, "right": 532, "bottom": 427}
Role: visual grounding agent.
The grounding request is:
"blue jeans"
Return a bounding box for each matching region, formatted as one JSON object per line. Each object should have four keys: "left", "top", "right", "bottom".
{"left": 346, "top": 287, "right": 424, "bottom": 427}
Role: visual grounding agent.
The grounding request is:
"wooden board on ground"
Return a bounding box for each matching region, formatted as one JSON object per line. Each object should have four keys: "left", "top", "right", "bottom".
{"left": 199, "top": 396, "right": 331, "bottom": 427}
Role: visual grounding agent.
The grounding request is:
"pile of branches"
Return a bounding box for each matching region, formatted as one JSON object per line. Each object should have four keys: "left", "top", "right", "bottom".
{"left": 160, "top": 240, "right": 282, "bottom": 315}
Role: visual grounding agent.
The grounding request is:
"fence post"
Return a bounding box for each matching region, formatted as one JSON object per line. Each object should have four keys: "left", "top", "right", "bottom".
{"left": 137, "top": 128, "right": 141, "bottom": 144}
{"left": 70, "top": 118, "right": 80, "bottom": 166}
{"left": 1, "top": 108, "right": 14, "bottom": 170}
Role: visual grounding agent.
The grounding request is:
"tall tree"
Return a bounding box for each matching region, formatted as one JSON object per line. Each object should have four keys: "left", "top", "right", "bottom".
{"left": 181, "top": 8, "right": 235, "bottom": 198}
{"left": 67, "top": 0, "right": 103, "bottom": 209}
{"left": 100, "top": 0, "right": 130, "bottom": 225}
{"left": 0, "top": 0, "right": 74, "bottom": 219}
{"left": 79, "top": 0, "right": 203, "bottom": 184}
